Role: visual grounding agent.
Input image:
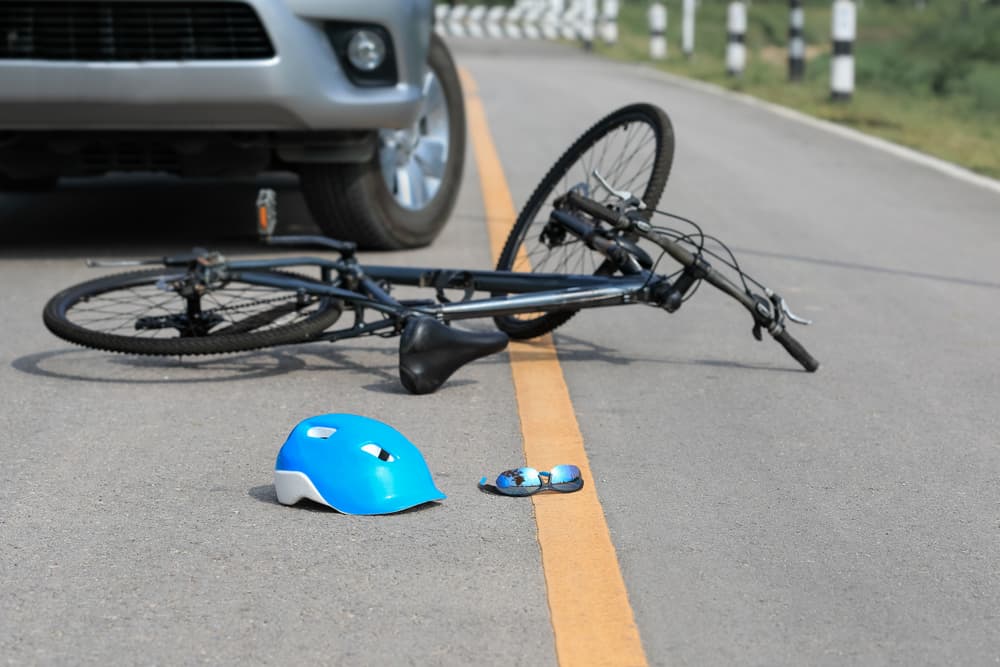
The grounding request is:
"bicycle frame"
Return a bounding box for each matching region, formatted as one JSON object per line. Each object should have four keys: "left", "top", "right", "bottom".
{"left": 221, "top": 188, "right": 819, "bottom": 381}
{"left": 42, "top": 200, "right": 818, "bottom": 397}
{"left": 226, "top": 255, "right": 658, "bottom": 337}
{"left": 45, "top": 104, "right": 819, "bottom": 396}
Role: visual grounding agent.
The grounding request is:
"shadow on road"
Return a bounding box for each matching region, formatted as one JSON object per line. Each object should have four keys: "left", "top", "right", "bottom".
{"left": 0, "top": 173, "right": 321, "bottom": 259}
{"left": 10, "top": 347, "right": 311, "bottom": 384}
{"left": 12, "top": 331, "right": 801, "bottom": 389}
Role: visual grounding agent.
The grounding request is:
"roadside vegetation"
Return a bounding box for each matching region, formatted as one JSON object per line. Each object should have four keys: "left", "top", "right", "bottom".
{"left": 594, "top": 0, "right": 1000, "bottom": 178}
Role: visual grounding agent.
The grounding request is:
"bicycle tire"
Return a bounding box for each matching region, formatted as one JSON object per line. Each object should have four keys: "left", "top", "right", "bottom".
{"left": 494, "top": 103, "right": 675, "bottom": 339}
{"left": 43, "top": 268, "right": 343, "bottom": 356}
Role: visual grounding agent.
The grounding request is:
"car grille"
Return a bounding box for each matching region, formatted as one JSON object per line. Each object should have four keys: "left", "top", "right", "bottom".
{"left": 0, "top": 1, "right": 275, "bottom": 61}
{"left": 79, "top": 138, "right": 180, "bottom": 173}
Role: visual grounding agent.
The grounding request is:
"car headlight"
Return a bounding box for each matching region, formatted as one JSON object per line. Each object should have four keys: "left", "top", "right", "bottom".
{"left": 325, "top": 23, "right": 397, "bottom": 87}
{"left": 347, "top": 30, "right": 386, "bottom": 72}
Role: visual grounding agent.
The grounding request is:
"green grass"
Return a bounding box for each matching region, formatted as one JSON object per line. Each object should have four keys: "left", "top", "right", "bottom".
{"left": 593, "top": 0, "right": 1000, "bottom": 178}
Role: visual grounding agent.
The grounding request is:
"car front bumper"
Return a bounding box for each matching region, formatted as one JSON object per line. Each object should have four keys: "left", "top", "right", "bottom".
{"left": 0, "top": 0, "right": 434, "bottom": 131}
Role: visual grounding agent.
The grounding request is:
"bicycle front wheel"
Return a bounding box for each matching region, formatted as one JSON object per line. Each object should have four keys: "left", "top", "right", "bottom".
{"left": 43, "top": 269, "right": 343, "bottom": 356}
{"left": 494, "top": 103, "right": 675, "bottom": 339}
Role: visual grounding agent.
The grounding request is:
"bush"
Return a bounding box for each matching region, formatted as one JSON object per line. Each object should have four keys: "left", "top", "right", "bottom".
{"left": 959, "top": 63, "right": 1000, "bottom": 112}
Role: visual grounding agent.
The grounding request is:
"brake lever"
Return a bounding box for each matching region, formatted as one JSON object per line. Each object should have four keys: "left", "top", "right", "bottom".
{"left": 750, "top": 289, "right": 812, "bottom": 342}
{"left": 592, "top": 169, "right": 647, "bottom": 211}
{"left": 766, "top": 288, "right": 813, "bottom": 326}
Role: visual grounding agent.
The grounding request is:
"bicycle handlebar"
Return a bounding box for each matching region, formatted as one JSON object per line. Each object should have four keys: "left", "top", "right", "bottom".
{"left": 561, "top": 191, "right": 820, "bottom": 373}
{"left": 560, "top": 191, "right": 633, "bottom": 229}
{"left": 772, "top": 326, "right": 820, "bottom": 372}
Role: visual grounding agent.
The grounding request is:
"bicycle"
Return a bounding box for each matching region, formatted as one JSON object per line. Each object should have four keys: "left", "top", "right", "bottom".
{"left": 43, "top": 103, "right": 819, "bottom": 394}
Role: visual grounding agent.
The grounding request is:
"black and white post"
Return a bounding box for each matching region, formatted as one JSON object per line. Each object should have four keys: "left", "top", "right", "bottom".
{"left": 726, "top": 1, "right": 747, "bottom": 76}
{"left": 600, "top": 0, "right": 619, "bottom": 46}
{"left": 682, "top": 0, "right": 696, "bottom": 59}
{"left": 788, "top": 0, "right": 805, "bottom": 81}
{"left": 831, "top": 0, "right": 856, "bottom": 100}
{"left": 581, "top": 0, "right": 597, "bottom": 51}
{"left": 648, "top": 2, "right": 667, "bottom": 61}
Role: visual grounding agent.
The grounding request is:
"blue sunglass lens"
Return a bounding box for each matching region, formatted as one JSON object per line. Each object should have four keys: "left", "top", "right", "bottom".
{"left": 496, "top": 468, "right": 542, "bottom": 496}
{"left": 548, "top": 465, "right": 583, "bottom": 492}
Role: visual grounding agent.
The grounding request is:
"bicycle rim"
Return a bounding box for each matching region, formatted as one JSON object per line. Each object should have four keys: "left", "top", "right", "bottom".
{"left": 43, "top": 269, "right": 343, "bottom": 356}
{"left": 494, "top": 103, "right": 675, "bottom": 339}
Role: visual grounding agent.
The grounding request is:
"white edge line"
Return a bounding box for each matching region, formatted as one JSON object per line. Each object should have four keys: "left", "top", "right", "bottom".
{"left": 627, "top": 62, "right": 1000, "bottom": 197}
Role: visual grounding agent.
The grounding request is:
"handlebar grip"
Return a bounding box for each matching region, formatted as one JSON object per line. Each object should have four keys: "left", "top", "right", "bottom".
{"left": 772, "top": 327, "right": 820, "bottom": 372}
{"left": 563, "top": 191, "right": 628, "bottom": 228}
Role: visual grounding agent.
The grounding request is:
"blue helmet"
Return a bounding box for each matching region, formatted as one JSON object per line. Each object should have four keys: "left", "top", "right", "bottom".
{"left": 274, "top": 414, "right": 445, "bottom": 515}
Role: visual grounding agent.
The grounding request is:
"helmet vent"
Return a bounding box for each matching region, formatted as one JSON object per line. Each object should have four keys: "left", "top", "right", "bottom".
{"left": 306, "top": 426, "right": 337, "bottom": 439}
{"left": 361, "top": 443, "right": 395, "bottom": 462}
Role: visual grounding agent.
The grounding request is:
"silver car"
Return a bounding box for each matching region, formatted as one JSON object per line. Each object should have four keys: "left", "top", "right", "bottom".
{"left": 0, "top": 0, "right": 465, "bottom": 248}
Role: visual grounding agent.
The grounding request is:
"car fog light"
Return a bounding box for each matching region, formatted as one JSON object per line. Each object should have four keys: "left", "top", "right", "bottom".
{"left": 347, "top": 29, "right": 386, "bottom": 72}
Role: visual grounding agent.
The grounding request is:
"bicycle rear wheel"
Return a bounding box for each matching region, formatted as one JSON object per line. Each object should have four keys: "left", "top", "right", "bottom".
{"left": 43, "top": 269, "right": 342, "bottom": 356}
{"left": 494, "top": 103, "right": 674, "bottom": 339}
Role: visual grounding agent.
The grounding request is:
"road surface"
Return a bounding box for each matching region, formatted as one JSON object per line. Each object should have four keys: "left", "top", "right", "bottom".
{"left": 2, "top": 38, "right": 998, "bottom": 666}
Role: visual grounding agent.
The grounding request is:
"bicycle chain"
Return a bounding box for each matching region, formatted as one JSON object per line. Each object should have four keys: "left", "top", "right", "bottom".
{"left": 197, "top": 292, "right": 316, "bottom": 320}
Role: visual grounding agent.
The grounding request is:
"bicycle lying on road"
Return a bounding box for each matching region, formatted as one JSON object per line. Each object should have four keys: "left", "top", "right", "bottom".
{"left": 43, "top": 103, "right": 819, "bottom": 394}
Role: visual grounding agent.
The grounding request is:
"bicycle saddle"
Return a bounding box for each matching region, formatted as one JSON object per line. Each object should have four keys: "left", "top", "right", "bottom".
{"left": 398, "top": 316, "right": 509, "bottom": 394}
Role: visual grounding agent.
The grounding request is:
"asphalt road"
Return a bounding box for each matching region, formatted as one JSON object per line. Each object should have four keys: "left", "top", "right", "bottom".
{"left": 2, "top": 38, "right": 999, "bottom": 666}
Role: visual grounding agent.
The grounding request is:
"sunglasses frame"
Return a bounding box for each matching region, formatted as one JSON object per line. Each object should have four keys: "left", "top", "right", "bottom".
{"left": 478, "top": 464, "right": 584, "bottom": 497}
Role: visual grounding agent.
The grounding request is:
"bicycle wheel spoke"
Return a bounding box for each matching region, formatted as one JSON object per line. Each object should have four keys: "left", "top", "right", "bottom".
{"left": 62, "top": 277, "right": 325, "bottom": 339}
{"left": 69, "top": 288, "right": 179, "bottom": 334}
{"left": 45, "top": 268, "right": 343, "bottom": 355}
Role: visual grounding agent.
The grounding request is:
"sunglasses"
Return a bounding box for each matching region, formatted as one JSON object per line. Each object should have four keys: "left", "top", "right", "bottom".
{"left": 478, "top": 464, "right": 584, "bottom": 496}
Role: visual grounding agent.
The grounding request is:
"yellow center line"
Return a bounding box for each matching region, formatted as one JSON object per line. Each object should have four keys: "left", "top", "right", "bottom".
{"left": 460, "top": 67, "right": 649, "bottom": 667}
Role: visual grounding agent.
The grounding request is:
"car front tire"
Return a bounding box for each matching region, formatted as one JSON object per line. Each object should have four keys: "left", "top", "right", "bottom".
{"left": 299, "top": 34, "right": 466, "bottom": 249}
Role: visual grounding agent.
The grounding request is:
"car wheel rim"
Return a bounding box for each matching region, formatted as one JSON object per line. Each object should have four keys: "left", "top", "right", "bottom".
{"left": 378, "top": 68, "right": 450, "bottom": 211}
